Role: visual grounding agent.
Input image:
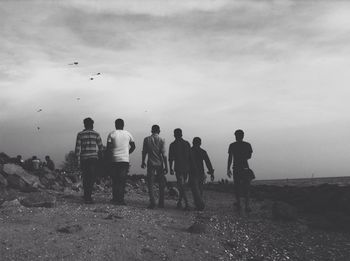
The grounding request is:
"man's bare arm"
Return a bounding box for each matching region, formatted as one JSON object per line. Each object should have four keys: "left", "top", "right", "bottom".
{"left": 129, "top": 141, "right": 136, "bottom": 154}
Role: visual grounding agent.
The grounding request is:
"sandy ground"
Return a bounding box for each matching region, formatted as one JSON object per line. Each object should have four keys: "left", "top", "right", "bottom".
{"left": 1, "top": 189, "right": 350, "bottom": 261}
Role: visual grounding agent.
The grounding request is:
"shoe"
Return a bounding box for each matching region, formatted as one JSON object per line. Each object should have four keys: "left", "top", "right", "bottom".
{"left": 233, "top": 202, "right": 241, "bottom": 210}
{"left": 183, "top": 205, "right": 190, "bottom": 211}
{"left": 147, "top": 204, "right": 156, "bottom": 209}
{"left": 110, "top": 199, "right": 126, "bottom": 206}
{"left": 84, "top": 198, "right": 94, "bottom": 204}
{"left": 176, "top": 202, "right": 182, "bottom": 209}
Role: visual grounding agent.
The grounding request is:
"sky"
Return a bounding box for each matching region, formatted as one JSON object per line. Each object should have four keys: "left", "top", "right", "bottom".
{"left": 1, "top": 0, "right": 350, "bottom": 180}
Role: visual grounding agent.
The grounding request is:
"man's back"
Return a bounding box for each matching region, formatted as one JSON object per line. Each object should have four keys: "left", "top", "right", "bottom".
{"left": 191, "top": 147, "right": 211, "bottom": 175}
{"left": 228, "top": 141, "right": 253, "bottom": 168}
{"left": 143, "top": 134, "right": 166, "bottom": 167}
{"left": 169, "top": 138, "right": 191, "bottom": 173}
{"left": 75, "top": 129, "right": 103, "bottom": 160}
{"left": 107, "top": 130, "right": 134, "bottom": 162}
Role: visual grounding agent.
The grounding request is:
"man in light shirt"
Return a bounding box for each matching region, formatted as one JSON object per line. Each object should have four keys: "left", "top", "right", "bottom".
{"left": 107, "top": 118, "right": 136, "bottom": 205}
{"left": 141, "top": 125, "right": 168, "bottom": 209}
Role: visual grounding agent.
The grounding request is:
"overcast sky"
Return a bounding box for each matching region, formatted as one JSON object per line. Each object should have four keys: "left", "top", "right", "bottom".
{"left": 1, "top": 0, "right": 350, "bottom": 180}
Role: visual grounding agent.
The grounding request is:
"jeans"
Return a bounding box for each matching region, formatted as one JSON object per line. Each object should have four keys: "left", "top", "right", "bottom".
{"left": 81, "top": 158, "right": 98, "bottom": 200}
{"left": 110, "top": 162, "right": 129, "bottom": 203}
{"left": 147, "top": 165, "right": 165, "bottom": 207}
{"left": 189, "top": 174, "right": 205, "bottom": 210}
{"left": 175, "top": 171, "right": 189, "bottom": 207}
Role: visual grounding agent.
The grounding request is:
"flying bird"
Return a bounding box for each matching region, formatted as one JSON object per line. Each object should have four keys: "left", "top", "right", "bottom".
{"left": 76, "top": 98, "right": 80, "bottom": 101}
{"left": 37, "top": 127, "right": 40, "bottom": 130}
{"left": 68, "top": 62, "right": 79, "bottom": 65}
{"left": 37, "top": 109, "right": 42, "bottom": 112}
{"left": 90, "top": 77, "right": 94, "bottom": 80}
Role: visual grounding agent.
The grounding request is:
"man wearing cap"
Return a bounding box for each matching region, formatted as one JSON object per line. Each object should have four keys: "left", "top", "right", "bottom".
{"left": 75, "top": 117, "right": 103, "bottom": 204}
{"left": 141, "top": 125, "right": 168, "bottom": 209}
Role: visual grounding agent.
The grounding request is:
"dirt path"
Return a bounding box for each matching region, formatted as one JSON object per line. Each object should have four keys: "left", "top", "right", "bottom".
{"left": 1, "top": 189, "right": 350, "bottom": 261}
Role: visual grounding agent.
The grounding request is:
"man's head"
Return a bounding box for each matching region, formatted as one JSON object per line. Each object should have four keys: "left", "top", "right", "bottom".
{"left": 16, "top": 155, "right": 22, "bottom": 160}
{"left": 151, "top": 125, "right": 160, "bottom": 134}
{"left": 83, "top": 117, "right": 94, "bottom": 130}
{"left": 234, "top": 129, "right": 244, "bottom": 141}
{"left": 115, "top": 118, "right": 124, "bottom": 130}
{"left": 45, "top": 156, "right": 50, "bottom": 161}
{"left": 32, "top": 156, "right": 37, "bottom": 160}
{"left": 192, "top": 137, "right": 202, "bottom": 147}
{"left": 174, "top": 128, "right": 182, "bottom": 139}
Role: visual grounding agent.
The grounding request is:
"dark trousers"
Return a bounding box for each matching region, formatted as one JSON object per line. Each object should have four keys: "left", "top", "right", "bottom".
{"left": 147, "top": 166, "right": 165, "bottom": 207}
{"left": 175, "top": 171, "right": 189, "bottom": 207}
{"left": 81, "top": 158, "right": 98, "bottom": 200}
{"left": 110, "top": 162, "right": 129, "bottom": 203}
{"left": 233, "top": 169, "right": 251, "bottom": 206}
{"left": 189, "top": 174, "right": 205, "bottom": 210}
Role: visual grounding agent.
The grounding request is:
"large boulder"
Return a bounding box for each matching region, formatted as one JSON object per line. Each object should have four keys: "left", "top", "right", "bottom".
{"left": 0, "top": 153, "right": 11, "bottom": 164}
{"left": 20, "top": 192, "right": 56, "bottom": 208}
{"left": 0, "top": 173, "right": 8, "bottom": 187}
{"left": 1, "top": 164, "right": 42, "bottom": 192}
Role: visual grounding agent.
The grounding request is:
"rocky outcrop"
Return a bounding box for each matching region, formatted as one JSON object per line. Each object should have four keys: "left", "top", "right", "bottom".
{"left": 1, "top": 164, "right": 42, "bottom": 192}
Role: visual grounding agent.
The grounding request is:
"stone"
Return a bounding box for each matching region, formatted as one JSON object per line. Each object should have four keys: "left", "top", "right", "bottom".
{"left": 0, "top": 173, "right": 8, "bottom": 187}
{"left": 2, "top": 164, "right": 42, "bottom": 192}
{"left": 20, "top": 192, "right": 56, "bottom": 208}
{"left": 187, "top": 222, "right": 206, "bottom": 234}
{"left": 57, "top": 224, "right": 82, "bottom": 234}
{"left": 2, "top": 199, "right": 21, "bottom": 208}
{"left": 168, "top": 187, "right": 179, "bottom": 198}
{"left": 272, "top": 201, "right": 298, "bottom": 221}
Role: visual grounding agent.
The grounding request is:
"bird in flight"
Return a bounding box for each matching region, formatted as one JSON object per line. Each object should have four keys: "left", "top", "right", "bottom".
{"left": 76, "top": 98, "right": 80, "bottom": 101}
{"left": 37, "top": 109, "right": 42, "bottom": 112}
{"left": 37, "top": 127, "right": 40, "bottom": 130}
{"left": 68, "top": 62, "right": 79, "bottom": 65}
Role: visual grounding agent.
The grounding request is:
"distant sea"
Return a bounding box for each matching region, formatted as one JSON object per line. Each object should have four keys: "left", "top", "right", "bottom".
{"left": 253, "top": 176, "right": 350, "bottom": 187}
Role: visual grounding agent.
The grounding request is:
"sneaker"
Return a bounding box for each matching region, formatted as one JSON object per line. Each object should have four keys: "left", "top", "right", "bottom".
{"left": 233, "top": 202, "right": 241, "bottom": 210}
{"left": 183, "top": 205, "right": 190, "bottom": 211}
{"left": 147, "top": 204, "right": 156, "bottom": 209}
{"left": 84, "top": 198, "right": 94, "bottom": 204}
{"left": 176, "top": 202, "right": 182, "bottom": 209}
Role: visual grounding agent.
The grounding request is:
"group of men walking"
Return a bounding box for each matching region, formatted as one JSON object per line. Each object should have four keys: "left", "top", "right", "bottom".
{"left": 75, "top": 117, "right": 253, "bottom": 212}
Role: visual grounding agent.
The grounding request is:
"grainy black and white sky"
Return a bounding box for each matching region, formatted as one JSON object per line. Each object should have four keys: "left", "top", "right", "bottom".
{"left": 1, "top": 0, "right": 350, "bottom": 179}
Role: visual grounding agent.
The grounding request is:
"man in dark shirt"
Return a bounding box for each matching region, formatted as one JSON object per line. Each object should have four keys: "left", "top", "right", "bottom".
{"left": 189, "top": 137, "right": 215, "bottom": 211}
{"left": 169, "top": 128, "right": 191, "bottom": 210}
{"left": 227, "top": 129, "right": 253, "bottom": 212}
{"left": 191, "top": 137, "right": 214, "bottom": 196}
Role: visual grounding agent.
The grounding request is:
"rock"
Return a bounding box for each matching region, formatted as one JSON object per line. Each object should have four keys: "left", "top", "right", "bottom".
{"left": 272, "top": 201, "right": 298, "bottom": 221}
{"left": 0, "top": 173, "right": 8, "bottom": 187}
{"left": 187, "top": 222, "right": 206, "bottom": 234}
{"left": 2, "top": 164, "right": 42, "bottom": 192}
{"left": 168, "top": 187, "right": 179, "bottom": 198}
{"left": 20, "top": 192, "right": 56, "bottom": 208}
{"left": 0, "top": 152, "right": 11, "bottom": 164}
{"left": 57, "top": 224, "right": 82, "bottom": 234}
{"left": 93, "top": 207, "right": 109, "bottom": 213}
{"left": 104, "top": 213, "right": 123, "bottom": 220}
{"left": 72, "top": 182, "right": 82, "bottom": 192}
{"left": 2, "top": 199, "right": 21, "bottom": 208}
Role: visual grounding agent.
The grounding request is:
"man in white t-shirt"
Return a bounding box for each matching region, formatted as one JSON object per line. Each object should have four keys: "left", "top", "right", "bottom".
{"left": 107, "top": 118, "right": 136, "bottom": 205}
